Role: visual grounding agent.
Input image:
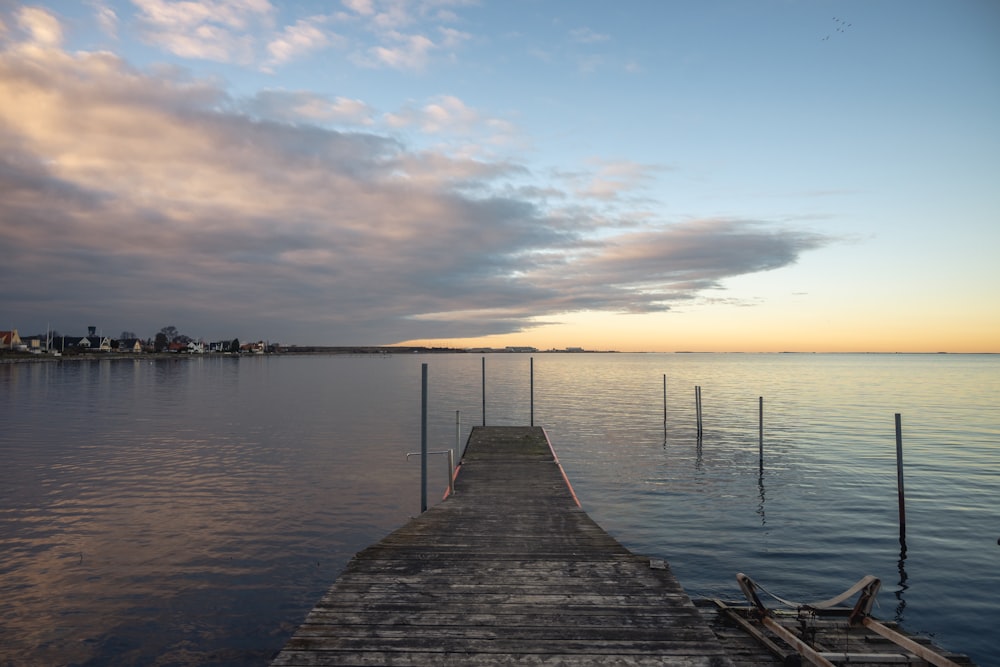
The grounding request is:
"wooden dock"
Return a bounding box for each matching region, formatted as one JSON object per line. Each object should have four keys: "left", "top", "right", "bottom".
{"left": 271, "top": 426, "right": 734, "bottom": 666}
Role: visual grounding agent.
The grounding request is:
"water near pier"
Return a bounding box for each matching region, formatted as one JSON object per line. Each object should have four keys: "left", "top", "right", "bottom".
{"left": 1, "top": 353, "right": 997, "bottom": 666}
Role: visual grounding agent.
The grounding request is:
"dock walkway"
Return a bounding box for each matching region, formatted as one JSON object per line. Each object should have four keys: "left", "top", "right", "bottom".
{"left": 271, "top": 426, "right": 733, "bottom": 666}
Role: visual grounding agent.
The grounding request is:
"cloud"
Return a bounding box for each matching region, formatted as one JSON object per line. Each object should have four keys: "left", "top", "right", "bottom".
{"left": 548, "top": 219, "right": 826, "bottom": 311}
{"left": 400, "top": 95, "right": 478, "bottom": 133}
{"left": 338, "top": 0, "right": 472, "bottom": 71}
{"left": 246, "top": 90, "right": 376, "bottom": 125}
{"left": 0, "top": 23, "right": 831, "bottom": 344}
{"left": 120, "top": 0, "right": 473, "bottom": 72}
{"left": 382, "top": 96, "right": 523, "bottom": 154}
{"left": 132, "top": 0, "right": 275, "bottom": 64}
{"left": 569, "top": 27, "right": 610, "bottom": 44}
{"left": 569, "top": 159, "right": 668, "bottom": 201}
{"left": 89, "top": 0, "right": 119, "bottom": 38}
{"left": 366, "top": 30, "right": 435, "bottom": 69}
{"left": 117, "top": 0, "right": 473, "bottom": 72}
{"left": 342, "top": 0, "right": 375, "bottom": 17}
{"left": 246, "top": 91, "right": 520, "bottom": 156}
{"left": 15, "top": 6, "right": 64, "bottom": 46}
{"left": 264, "top": 16, "right": 339, "bottom": 69}
{"left": 438, "top": 26, "right": 471, "bottom": 48}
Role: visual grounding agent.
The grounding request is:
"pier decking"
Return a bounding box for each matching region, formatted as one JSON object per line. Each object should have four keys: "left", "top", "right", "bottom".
{"left": 271, "top": 426, "right": 733, "bottom": 666}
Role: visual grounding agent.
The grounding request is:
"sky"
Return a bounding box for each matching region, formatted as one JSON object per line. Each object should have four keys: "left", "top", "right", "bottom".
{"left": 1, "top": 1, "right": 998, "bottom": 352}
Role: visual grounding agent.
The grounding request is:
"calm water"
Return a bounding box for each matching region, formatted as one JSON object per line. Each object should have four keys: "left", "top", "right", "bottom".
{"left": 1, "top": 353, "right": 997, "bottom": 666}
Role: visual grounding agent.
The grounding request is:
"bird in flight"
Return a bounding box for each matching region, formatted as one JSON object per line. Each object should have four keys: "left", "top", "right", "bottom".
{"left": 823, "top": 17, "right": 852, "bottom": 40}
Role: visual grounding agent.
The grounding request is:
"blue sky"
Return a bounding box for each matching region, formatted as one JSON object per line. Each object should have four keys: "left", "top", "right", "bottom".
{"left": 1, "top": 1, "right": 998, "bottom": 351}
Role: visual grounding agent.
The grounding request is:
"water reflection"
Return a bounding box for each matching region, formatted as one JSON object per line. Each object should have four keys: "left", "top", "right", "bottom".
{"left": 895, "top": 538, "right": 909, "bottom": 621}
{"left": 757, "top": 469, "right": 767, "bottom": 526}
{"left": 0, "top": 356, "right": 423, "bottom": 665}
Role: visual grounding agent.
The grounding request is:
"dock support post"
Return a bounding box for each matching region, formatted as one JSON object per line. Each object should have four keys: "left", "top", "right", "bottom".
{"left": 663, "top": 374, "right": 668, "bottom": 446}
{"left": 530, "top": 357, "right": 534, "bottom": 427}
{"left": 759, "top": 396, "right": 764, "bottom": 469}
{"left": 481, "top": 357, "right": 486, "bottom": 426}
{"left": 695, "top": 386, "right": 703, "bottom": 439}
{"left": 895, "top": 413, "right": 906, "bottom": 541}
{"left": 421, "top": 363, "right": 428, "bottom": 513}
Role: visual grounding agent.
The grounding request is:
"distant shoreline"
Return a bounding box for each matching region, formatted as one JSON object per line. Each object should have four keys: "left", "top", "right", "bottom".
{"left": 0, "top": 347, "right": 466, "bottom": 364}
{"left": 1, "top": 348, "right": 993, "bottom": 364}
{"left": 0, "top": 345, "right": 629, "bottom": 363}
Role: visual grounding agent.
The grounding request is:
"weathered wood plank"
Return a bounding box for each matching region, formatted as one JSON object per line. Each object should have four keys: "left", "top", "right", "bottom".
{"left": 281, "top": 637, "right": 729, "bottom": 653}
{"left": 273, "top": 650, "right": 726, "bottom": 667}
{"left": 293, "top": 611, "right": 706, "bottom": 627}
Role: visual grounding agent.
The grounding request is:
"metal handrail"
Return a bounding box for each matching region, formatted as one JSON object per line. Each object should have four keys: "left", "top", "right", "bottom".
{"left": 406, "top": 449, "right": 456, "bottom": 499}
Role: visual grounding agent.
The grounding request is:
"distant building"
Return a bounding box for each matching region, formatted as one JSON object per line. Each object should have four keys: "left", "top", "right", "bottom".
{"left": 241, "top": 341, "right": 266, "bottom": 354}
{"left": 117, "top": 338, "right": 145, "bottom": 353}
{"left": 0, "top": 330, "right": 23, "bottom": 350}
{"left": 64, "top": 326, "right": 113, "bottom": 352}
{"left": 78, "top": 335, "right": 112, "bottom": 352}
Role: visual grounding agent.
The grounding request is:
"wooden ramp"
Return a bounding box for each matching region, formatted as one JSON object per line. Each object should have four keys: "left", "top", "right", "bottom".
{"left": 271, "top": 426, "right": 733, "bottom": 666}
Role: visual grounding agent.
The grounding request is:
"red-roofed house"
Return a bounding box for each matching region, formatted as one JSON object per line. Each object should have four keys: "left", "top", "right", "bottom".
{"left": 1, "top": 330, "right": 24, "bottom": 350}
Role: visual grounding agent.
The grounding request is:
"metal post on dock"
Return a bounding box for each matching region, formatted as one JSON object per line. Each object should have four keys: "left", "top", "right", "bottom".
{"left": 421, "top": 363, "right": 428, "bottom": 512}
{"left": 530, "top": 356, "right": 534, "bottom": 427}
{"left": 481, "top": 356, "right": 486, "bottom": 426}
{"left": 446, "top": 448, "right": 455, "bottom": 496}
{"left": 895, "top": 413, "right": 906, "bottom": 541}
